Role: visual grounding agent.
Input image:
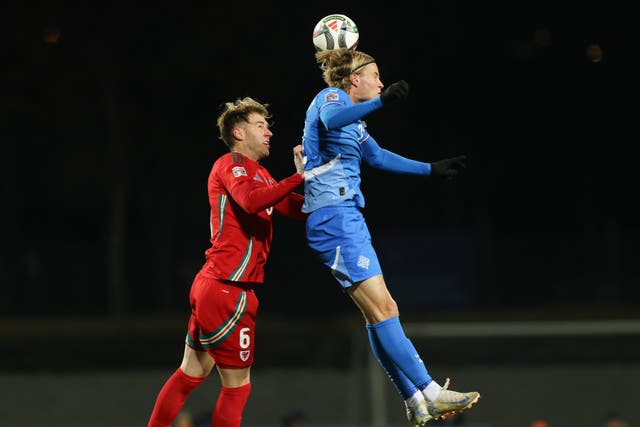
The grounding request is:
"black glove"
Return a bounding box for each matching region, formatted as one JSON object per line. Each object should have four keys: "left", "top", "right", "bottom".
{"left": 380, "top": 80, "right": 409, "bottom": 106}
{"left": 430, "top": 155, "right": 467, "bottom": 180}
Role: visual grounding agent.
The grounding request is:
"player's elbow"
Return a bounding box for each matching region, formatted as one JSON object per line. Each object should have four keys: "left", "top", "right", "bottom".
{"left": 243, "top": 204, "right": 262, "bottom": 215}
{"left": 238, "top": 197, "right": 263, "bottom": 215}
{"left": 365, "top": 154, "right": 385, "bottom": 169}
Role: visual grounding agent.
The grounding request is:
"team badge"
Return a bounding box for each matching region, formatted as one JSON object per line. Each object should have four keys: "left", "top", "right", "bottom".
{"left": 232, "top": 166, "right": 247, "bottom": 178}
{"left": 240, "top": 350, "right": 251, "bottom": 362}
{"left": 325, "top": 92, "right": 339, "bottom": 101}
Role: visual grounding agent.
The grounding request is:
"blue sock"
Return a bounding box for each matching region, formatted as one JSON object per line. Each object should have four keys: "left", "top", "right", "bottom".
{"left": 369, "top": 317, "right": 432, "bottom": 392}
{"left": 366, "top": 323, "right": 418, "bottom": 399}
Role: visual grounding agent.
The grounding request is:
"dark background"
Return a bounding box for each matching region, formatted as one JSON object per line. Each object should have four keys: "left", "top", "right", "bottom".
{"left": 3, "top": 1, "right": 639, "bottom": 320}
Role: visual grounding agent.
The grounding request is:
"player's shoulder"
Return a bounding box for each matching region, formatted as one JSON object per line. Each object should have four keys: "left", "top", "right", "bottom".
{"left": 317, "top": 87, "right": 347, "bottom": 102}
{"left": 212, "top": 152, "right": 256, "bottom": 179}
{"left": 216, "top": 151, "right": 243, "bottom": 163}
{"left": 214, "top": 152, "right": 252, "bottom": 168}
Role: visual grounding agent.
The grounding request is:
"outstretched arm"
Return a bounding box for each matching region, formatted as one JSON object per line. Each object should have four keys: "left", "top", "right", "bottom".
{"left": 362, "top": 136, "right": 467, "bottom": 179}
{"left": 320, "top": 97, "right": 382, "bottom": 130}
{"left": 320, "top": 80, "right": 409, "bottom": 130}
{"left": 361, "top": 136, "right": 430, "bottom": 175}
{"left": 230, "top": 174, "right": 303, "bottom": 214}
{"left": 228, "top": 146, "right": 306, "bottom": 214}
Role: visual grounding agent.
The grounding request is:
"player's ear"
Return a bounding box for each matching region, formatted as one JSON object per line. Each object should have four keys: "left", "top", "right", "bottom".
{"left": 349, "top": 73, "right": 359, "bottom": 87}
{"left": 232, "top": 126, "right": 243, "bottom": 141}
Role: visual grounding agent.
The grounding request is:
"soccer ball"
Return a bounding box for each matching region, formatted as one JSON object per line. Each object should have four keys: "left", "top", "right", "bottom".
{"left": 312, "top": 14, "right": 359, "bottom": 51}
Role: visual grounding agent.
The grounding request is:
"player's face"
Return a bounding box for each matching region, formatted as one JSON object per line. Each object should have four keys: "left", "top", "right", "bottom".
{"left": 237, "top": 113, "right": 272, "bottom": 162}
{"left": 352, "top": 63, "right": 383, "bottom": 102}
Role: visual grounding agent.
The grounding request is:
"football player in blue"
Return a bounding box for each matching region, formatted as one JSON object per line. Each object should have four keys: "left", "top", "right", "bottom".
{"left": 301, "top": 47, "right": 479, "bottom": 426}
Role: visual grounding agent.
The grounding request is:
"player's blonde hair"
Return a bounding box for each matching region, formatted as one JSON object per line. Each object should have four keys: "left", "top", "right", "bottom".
{"left": 216, "top": 97, "right": 271, "bottom": 149}
{"left": 315, "top": 48, "right": 376, "bottom": 91}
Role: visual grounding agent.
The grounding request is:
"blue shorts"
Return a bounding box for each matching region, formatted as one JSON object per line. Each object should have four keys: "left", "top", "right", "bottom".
{"left": 306, "top": 205, "right": 382, "bottom": 289}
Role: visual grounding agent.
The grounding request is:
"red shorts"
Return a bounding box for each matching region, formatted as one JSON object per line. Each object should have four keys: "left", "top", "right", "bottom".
{"left": 186, "top": 274, "right": 259, "bottom": 368}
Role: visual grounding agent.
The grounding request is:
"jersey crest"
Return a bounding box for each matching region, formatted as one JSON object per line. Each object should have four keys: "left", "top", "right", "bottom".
{"left": 325, "top": 92, "right": 339, "bottom": 101}
{"left": 232, "top": 166, "right": 247, "bottom": 177}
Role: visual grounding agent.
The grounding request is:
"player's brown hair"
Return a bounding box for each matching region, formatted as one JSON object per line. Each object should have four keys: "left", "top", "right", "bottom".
{"left": 217, "top": 97, "right": 271, "bottom": 149}
{"left": 315, "top": 48, "right": 375, "bottom": 91}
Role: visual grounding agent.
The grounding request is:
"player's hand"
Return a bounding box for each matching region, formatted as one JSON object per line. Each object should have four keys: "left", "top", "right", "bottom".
{"left": 380, "top": 80, "right": 409, "bottom": 106}
{"left": 293, "top": 144, "right": 306, "bottom": 177}
{"left": 430, "top": 155, "right": 467, "bottom": 180}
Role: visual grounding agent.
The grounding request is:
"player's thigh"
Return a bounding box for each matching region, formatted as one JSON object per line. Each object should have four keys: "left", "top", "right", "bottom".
{"left": 180, "top": 344, "right": 215, "bottom": 378}
{"left": 216, "top": 365, "right": 251, "bottom": 388}
{"left": 348, "top": 274, "right": 398, "bottom": 323}
{"left": 307, "top": 206, "right": 382, "bottom": 286}
{"left": 189, "top": 278, "right": 259, "bottom": 369}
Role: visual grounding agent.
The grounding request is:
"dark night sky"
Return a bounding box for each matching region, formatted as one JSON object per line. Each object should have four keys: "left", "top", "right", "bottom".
{"left": 2, "top": 1, "right": 639, "bottom": 317}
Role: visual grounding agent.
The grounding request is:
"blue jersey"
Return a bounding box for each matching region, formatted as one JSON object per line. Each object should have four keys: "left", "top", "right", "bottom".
{"left": 301, "top": 87, "right": 431, "bottom": 213}
{"left": 302, "top": 87, "right": 371, "bottom": 212}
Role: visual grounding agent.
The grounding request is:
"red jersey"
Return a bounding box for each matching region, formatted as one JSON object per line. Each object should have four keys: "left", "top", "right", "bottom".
{"left": 198, "top": 152, "right": 306, "bottom": 284}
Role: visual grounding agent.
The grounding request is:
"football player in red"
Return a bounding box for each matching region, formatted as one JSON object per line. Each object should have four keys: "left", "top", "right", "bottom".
{"left": 147, "top": 97, "right": 306, "bottom": 427}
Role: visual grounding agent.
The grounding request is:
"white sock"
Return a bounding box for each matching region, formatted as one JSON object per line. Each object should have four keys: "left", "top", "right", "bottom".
{"left": 423, "top": 380, "right": 442, "bottom": 402}
{"left": 405, "top": 389, "right": 426, "bottom": 408}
